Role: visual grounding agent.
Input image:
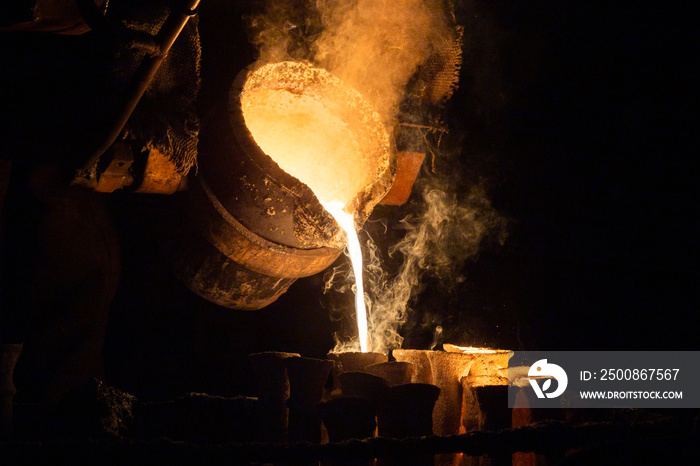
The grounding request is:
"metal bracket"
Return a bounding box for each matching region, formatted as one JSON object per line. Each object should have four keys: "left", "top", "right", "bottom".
{"left": 94, "top": 143, "right": 134, "bottom": 193}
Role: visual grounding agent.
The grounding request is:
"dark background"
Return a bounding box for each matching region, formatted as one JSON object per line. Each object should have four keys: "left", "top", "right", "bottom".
{"left": 1, "top": 0, "right": 697, "bottom": 401}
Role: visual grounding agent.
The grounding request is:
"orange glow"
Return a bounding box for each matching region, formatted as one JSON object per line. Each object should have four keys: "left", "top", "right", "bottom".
{"left": 241, "top": 62, "right": 390, "bottom": 352}
{"left": 443, "top": 344, "right": 503, "bottom": 354}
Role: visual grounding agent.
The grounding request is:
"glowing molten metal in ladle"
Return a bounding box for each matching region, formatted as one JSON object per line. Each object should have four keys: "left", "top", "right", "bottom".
{"left": 241, "top": 62, "right": 390, "bottom": 352}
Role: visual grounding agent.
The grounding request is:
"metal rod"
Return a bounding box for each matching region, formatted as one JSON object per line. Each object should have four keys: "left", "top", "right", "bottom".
{"left": 76, "top": 0, "right": 201, "bottom": 177}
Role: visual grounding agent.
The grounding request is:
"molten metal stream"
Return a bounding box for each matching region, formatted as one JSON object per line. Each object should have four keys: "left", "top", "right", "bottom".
{"left": 322, "top": 202, "right": 368, "bottom": 352}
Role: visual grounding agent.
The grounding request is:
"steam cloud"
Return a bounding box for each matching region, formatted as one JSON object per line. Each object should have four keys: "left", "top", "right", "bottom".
{"left": 326, "top": 172, "right": 507, "bottom": 353}
{"left": 250, "top": 0, "right": 454, "bottom": 124}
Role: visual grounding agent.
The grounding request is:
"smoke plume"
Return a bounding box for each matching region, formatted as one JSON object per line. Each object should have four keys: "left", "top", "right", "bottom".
{"left": 250, "top": 0, "right": 454, "bottom": 125}
{"left": 363, "top": 175, "right": 506, "bottom": 352}
{"left": 324, "top": 167, "right": 507, "bottom": 353}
